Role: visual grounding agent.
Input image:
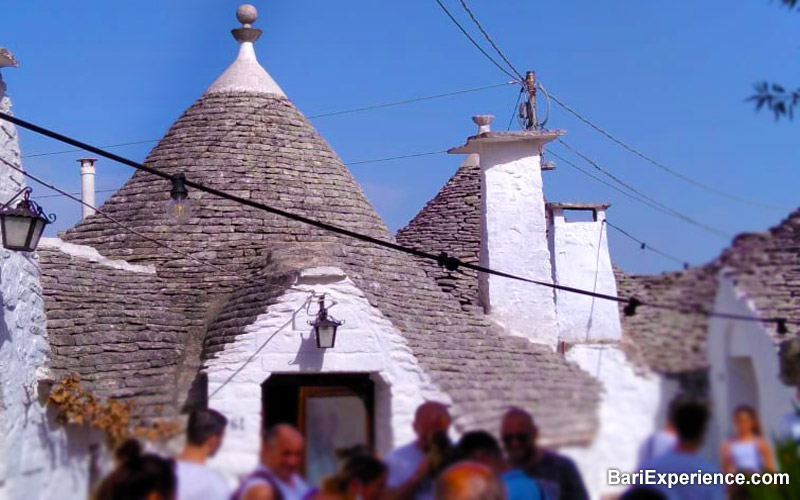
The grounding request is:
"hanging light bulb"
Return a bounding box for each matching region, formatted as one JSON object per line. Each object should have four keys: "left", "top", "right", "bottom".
{"left": 167, "top": 173, "right": 191, "bottom": 223}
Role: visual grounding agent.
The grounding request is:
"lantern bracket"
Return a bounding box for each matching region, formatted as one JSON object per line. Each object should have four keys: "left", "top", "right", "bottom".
{"left": 0, "top": 187, "right": 57, "bottom": 223}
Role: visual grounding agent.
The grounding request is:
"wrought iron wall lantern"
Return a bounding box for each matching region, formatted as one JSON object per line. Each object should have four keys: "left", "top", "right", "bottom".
{"left": 0, "top": 187, "right": 55, "bottom": 252}
{"left": 308, "top": 295, "right": 344, "bottom": 349}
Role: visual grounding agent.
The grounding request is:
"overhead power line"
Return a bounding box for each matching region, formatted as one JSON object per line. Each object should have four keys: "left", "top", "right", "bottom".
{"left": 604, "top": 220, "right": 689, "bottom": 268}
{"left": 556, "top": 139, "right": 732, "bottom": 240}
{"left": 307, "top": 81, "right": 514, "bottom": 119}
{"left": 545, "top": 90, "right": 788, "bottom": 212}
{"left": 433, "top": 0, "right": 520, "bottom": 81}
{"left": 548, "top": 149, "right": 719, "bottom": 263}
{"left": 455, "top": 0, "right": 523, "bottom": 79}
{"left": 0, "top": 110, "right": 793, "bottom": 332}
{"left": 21, "top": 82, "right": 512, "bottom": 159}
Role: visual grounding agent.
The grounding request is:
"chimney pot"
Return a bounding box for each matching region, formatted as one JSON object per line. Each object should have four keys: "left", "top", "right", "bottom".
{"left": 472, "top": 115, "right": 494, "bottom": 134}
{"left": 77, "top": 157, "right": 97, "bottom": 219}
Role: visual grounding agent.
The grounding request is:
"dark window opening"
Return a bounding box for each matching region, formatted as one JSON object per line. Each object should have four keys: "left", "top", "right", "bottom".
{"left": 563, "top": 209, "right": 597, "bottom": 223}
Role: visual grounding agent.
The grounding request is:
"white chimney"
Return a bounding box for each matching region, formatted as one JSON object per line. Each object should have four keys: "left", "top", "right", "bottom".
{"left": 450, "top": 117, "right": 563, "bottom": 347}
{"left": 77, "top": 157, "right": 97, "bottom": 219}
{"left": 547, "top": 203, "right": 622, "bottom": 342}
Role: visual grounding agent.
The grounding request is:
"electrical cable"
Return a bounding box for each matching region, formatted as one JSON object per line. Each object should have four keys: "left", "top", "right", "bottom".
{"left": 557, "top": 139, "right": 732, "bottom": 239}
{"left": 21, "top": 82, "right": 512, "bottom": 160}
{"left": 433, "top": 0, "right": 521, "bottom": 81}
{"left": 507, "top": 88, "right": 524, "bottom": 131}
{"left": 604, "top": 220, "right": 689, "bottom": 268}
{"left": 346, "top": 150, "right": 447, "bottom": 166}
{"left": 0, "top": 110, "right": 793, "bottom": 330}
{"left": 546, "top": 89, "right": 788, "bottom": 211}
{"left": 307, "top": 81, "right": 514, "bottom": 119}
{"left": 3, "top": 159, "right": 310, "bottom": 295}
{"left": 455, "top": 0, "right": 523, "bottom": 79}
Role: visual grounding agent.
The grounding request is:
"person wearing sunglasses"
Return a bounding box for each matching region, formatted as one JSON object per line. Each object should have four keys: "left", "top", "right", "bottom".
{"left": 500, "top": 408, "right": 588, "bottom": 500}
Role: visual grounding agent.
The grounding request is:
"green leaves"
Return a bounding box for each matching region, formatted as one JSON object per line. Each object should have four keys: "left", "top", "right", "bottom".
{"left": 748, "top": 81, "right": 800, "bottom": 121}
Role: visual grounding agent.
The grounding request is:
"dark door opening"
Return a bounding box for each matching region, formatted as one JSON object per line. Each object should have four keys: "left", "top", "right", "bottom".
{"left": 262, "top": 374, "right": 375, "bottom": 486}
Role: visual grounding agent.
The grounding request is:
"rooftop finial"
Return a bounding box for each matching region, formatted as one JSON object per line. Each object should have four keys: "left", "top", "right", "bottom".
{"left": 472, "top": 115, "right": 494, "bottom": 134}
{"left": 232, "top": 4, "right": 262, "bottom": 43}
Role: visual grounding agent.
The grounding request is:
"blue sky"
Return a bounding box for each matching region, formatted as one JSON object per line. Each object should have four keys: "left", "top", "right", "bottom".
{"left": 3, "top": 0, "right": 798, "bottom": 274}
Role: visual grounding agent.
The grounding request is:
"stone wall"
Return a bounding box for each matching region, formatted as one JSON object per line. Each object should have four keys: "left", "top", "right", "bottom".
{"left": 204, "top": 266, "right": 449, "bottom": 482}
{"left": 0, "top": 69, "right": 91, "bottom": 500}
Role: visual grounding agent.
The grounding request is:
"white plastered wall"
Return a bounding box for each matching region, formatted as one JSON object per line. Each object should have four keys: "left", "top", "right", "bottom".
{"left": 562, "top": 345, "right": 680, "bottom": 500}
{"left": 708, "top": 273, "right": 795, "bottom": 453}
{"left": 548, "top": 210, "right": 621, "bottom": 343}
{"left": 0, "top": 73, "right": 94, "bottom": 500}
{"left": 478, "top": 142, "right": 557, "bottom": 346}
{"left": 204, "top": 266, "right": 449, "bottom": 482}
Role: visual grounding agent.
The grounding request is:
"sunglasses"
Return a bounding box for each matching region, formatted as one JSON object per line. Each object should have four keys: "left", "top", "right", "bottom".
{"left": 502, "top": 433, "right": 531, "bottom": 445}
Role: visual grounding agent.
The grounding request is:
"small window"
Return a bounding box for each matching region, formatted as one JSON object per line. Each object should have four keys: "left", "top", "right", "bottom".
{"left": 563, "top": 209, "right": 597, "bottom": 222}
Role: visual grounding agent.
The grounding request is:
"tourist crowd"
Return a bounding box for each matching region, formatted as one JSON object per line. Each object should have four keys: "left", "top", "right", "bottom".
{"left": 92, "top": 397, "right": 782, "bottom": 500}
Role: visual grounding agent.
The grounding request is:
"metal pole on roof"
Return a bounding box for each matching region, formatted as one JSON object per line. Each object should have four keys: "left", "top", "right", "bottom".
{"left": 524, "top": 70, "right": 538, "bottom": 130}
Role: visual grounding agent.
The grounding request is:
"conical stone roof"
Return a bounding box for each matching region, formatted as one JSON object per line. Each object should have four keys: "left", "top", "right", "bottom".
{"left": 54, "top": 5, "right": 600, "bottom": 444}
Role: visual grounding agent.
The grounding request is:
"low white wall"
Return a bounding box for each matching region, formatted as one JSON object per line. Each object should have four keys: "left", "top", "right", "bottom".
{"left": 549, "top": 211, "right": 621, "bottom": 343}
{"left": 205, "top": 266, "right": 448, "bottom": 482}
{"left": 562, "top": 345, "right": 678, "bottom": 499}
{"left": 708, "top": 275, "right": 795, "bottom": 451}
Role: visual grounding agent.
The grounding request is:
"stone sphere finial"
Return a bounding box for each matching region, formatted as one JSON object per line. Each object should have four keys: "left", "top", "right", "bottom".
{"left": 236, "top": 4, "right": 258, "bottom": 27}
{"left": 472, "top": 115, "right": 494, "bottom": 134}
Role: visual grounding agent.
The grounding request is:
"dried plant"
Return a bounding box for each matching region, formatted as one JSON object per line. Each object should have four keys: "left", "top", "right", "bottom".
{"left": 48, "top": 374, "right": 181, "bottom": 448}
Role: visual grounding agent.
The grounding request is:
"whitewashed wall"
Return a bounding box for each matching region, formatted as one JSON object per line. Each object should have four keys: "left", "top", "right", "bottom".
{"left": 548, "top": 209, "right": 621, "bottom": 343}
{"left": 477, "top": 141, "right": 557, "bottom": 346}
{"left": 562, "top": 345, "right": 679, "bottom": 500}
{"left": 708, "top": 273, "right": 795, "bottom": 452}
{"left": 205, "top": 266, "right": 449, "bottom": 482}
{"left": 0, "top": 73, "right": 91, "bottom": 500}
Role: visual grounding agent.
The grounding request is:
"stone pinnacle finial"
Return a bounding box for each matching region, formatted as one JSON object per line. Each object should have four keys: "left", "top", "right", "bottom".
{"left": 237, "top": 4, "right": 258, "bottom": 27}
{"left": 232, "top": 4, "right": 262, "bottom": 43}
{"left": 472, "top": 115, "right": 494, "bottom": 134}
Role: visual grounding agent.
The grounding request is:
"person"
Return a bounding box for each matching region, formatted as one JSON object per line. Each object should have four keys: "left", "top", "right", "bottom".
{"left": 500, "top": 408, "right": 588, "bottom": 500}
{"left": 175, "top": 408, "right": 230, "bottom": 500}
{"left": 720, "top": 405, "right": 775, "bottom": 474}
{"left": 640, "top": 400, "right": 724, "bottom": 500}
{"left": 385, "top": 401, "right": 453, "bottom": 500}
{"left": 233, "top": 424, "right": 312, "bottom": 500}
{"left": 434, "top": 461, "right": 505, "bottom": 500}
{"left": 317, "top": 446, "right": 388, "bottom": 500}
{"left": 639, "top": 398, "right": 680, "bottom": 465}
{"left": 455, "top": 431, "right": 546, "bottom": 500}
{"left": 721, "top": 406, "right": 776, "bottom": 500}
{"left": 94, "top": 438, "right": 177, "bottom": 500}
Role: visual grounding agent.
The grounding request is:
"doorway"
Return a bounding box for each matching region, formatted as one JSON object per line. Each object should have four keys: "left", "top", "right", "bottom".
{"left": 262, "top": 374, "right": 375, "bottom": 486}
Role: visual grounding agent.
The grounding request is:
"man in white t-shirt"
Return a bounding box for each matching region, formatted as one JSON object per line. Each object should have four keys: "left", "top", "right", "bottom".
{"left": 385, "top": 402, "right": 451, "bottom": 500}
{"left": 176, "top": 408, "right": 231, "bottom": 500}
{"left": 640, "top": 400, "right": 724, "bottom": 500}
